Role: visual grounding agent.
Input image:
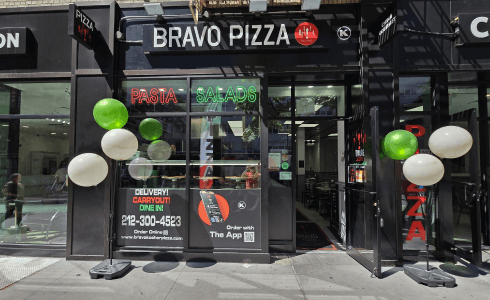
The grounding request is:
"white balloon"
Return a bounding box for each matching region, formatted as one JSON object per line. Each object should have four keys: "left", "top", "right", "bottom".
{"left": 101, "top": 129, "right": 139, "bottom": 161}
{"left": 68, "top": 153, "right": 108, "bottom": 187}
{"left": 429, "top": 126, "right": 473, "bottom": 159}
{"left": 403, "top": 154, "right": 444, "bottom": 186}
{"left": 147, "top": 140, "right": 172, "bottom": 161}
{"left": 128, "top": 157, "right": 153, "bottom": 181}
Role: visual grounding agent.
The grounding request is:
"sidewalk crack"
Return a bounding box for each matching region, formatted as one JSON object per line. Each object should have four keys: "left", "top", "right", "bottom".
{"left": 163, "top": 263, "right": 186, "bottom": 300}
{"left": 288, "top": 254, "right": 307, "bottom": 300}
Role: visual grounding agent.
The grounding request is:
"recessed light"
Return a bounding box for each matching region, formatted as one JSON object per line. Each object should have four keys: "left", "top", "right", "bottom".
{"left": 288, "top": 86, "right": 292, "bottom": 89}
{"left": 22, "top": 126, "right": 29, "bottom": 128}
{"left": 218, "top": 88, "right": 223, "bottom": 91}
{"left": 178, "top": 89, "right": 184, "bottom": 91}
{"left": 57, "top": 119, "right": 61, "bottom": 122}
{"left": 51, "top": 119, "right": 55, "bottom": 121}
{"left": 237, "top": 87, "right": 243, "bottom": 90}
{"left": 51, "top": 133, "right": 56, "bottom": 135}
{"left": 308, "top": 86, "right": 313, "bottom": 88}
{"left": 63, "top": 133, "right": 68, "bottom": 135}
{"left": 140, "top": 89, "right": 146, "bottom": 91}
{"left": 329, "top": 133, "right": 338, "bottom": 137}
{"left": 2, "top": 125, "right": 8, "bottom": 127}
{"left": 159, "top": 88, "right": 165, "bottom": 91}
{"left": 327, "top": 85, "right": 333, "bottom": 88}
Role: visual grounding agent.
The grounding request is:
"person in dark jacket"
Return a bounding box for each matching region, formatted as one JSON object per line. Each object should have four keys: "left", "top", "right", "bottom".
{"left": 2, "top": 173, "right": 25, "bottom": 227}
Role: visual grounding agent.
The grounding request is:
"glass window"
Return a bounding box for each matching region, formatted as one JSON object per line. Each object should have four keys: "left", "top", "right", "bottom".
{"left": 268, "top": 86, "right": 292, "bottom": 118}
{"left": 448, "top": 86, "right": 479, "bottom": 116}
{"left": 119, "top": 80, "right": 187, "bottom": 113}
{"left": 399, "top": 77, "right": 431, "bottom": 112}
{"left": 0, "top": 81, "right": 70, "bottom": 245}
{"left": 295, "top": 85, "right": 344, "bottom": 117}
{"left": 190, "top": 116, "right": 260, "bottom": 190}
{"left": 119, "top": 117, "right": 186, "bottom": 189}
{"left": 191, "top": 78, "right": 260, "bottom": 112}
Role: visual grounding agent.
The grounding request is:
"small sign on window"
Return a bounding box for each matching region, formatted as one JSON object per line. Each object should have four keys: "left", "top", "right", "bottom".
{"left": 280, "top": 172, "right": 292, "bottom": 180}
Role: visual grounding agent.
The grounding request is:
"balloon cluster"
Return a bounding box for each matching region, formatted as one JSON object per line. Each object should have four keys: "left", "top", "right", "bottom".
{"left": 67, "top": 98, "right": 172, "bottom": 187}
{"left": 383, "top": 126, "right": 472, "bottom": 186}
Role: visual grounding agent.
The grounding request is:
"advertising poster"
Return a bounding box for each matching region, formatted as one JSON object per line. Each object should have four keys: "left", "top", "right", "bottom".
{"left": 189, "top": 189, "right": 261, "bottom": 249}
{"left": 268, "top": 153, "right": 281, "bottom": 171}
{"left": 116, "top": 189, "right": 186, "bottom": 248}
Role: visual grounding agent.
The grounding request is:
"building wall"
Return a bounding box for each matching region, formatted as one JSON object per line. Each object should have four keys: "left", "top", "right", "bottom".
{"left": 0, "top": 0, "right": 359, "bottom": 9}
{"left": 0, "top": 0, "right": 183, "bottom": 9}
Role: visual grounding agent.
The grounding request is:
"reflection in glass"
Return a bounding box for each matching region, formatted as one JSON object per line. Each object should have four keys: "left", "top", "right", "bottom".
{"left": 0, "top": 82, "right": 71, "bottom": 115}
{"left": 268, "top": 86, "right": 291, "bottom": 117}
{"left": 295, "top": 85, "right": 344, "bottom": 117}
{"left": 191, "top": 78, "right": 260, "bottom": 112}
{"left": 449, "top": 86, "right": 478, "bottom": 116}
{"left": 119, "top": 117, "right": 186, "bottom": 189}
{"left": 119, "top": 80, "right": 187, "bottom": 114}
{"left": 190, "top": 116, "right": 260, "bottom": 190}
{"left": 399, "top": 77, "right": 431, "bottom": 112}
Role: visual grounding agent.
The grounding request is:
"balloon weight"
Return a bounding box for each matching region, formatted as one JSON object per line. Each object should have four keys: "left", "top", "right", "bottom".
{"left": 429, "top": 126, "right": 473, "bottom": 159}
{"left": 68, "top": 153, "right": 108, "bottom": 187}
{"left": 93, "top": 98, "right": 128, "bottom": 130}
{"left": 402, "top": 154, "right": 444, "bottom": 186}
{"left": 382, "top": 130, "right": 418, "bottom": 160}
{"left": 101, "top": 129, "right": 139, "bottom": 160}
{"left": 147, "top": 140, "right": 172, "bottom": 160}
{"left": 139, "top": 118, "right": 163, "bottom": 141}
{"left": 128, "top": 157, "right": 153, "bottom": 181}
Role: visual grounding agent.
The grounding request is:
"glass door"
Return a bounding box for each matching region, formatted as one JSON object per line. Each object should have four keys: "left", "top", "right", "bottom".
{"left": 345, "top": 107, "right": 382, "bottom": 277}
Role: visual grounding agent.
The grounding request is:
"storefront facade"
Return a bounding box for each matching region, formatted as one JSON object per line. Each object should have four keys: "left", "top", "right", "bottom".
{"left": 0, "top": 0, "right": 489, "bottom": 274}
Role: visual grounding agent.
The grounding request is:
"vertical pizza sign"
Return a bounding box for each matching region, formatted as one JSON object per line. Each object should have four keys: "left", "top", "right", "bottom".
{"left": 403, "top": 125, "right": 428, "bottom": 243}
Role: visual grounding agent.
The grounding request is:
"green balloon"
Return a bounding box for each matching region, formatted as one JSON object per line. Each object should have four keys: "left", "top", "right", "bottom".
{"left": 93, "top": 98, "right": 128, "bottom": 130}
{"left": 382, "top": 130, "right": 418, "bottom": 160}
{"left": 139, "top": 118, "right": 163, "bottom": 141}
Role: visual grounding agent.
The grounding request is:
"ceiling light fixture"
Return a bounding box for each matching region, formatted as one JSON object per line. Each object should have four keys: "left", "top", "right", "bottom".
{"left": 299, "top": 124, "right": 319, "bottom": 127}
{"left": 249, "top": 0, "right": 268, "bottom": 12}
{"left": 301, "top": 0, "right": 322, "bottom": 11}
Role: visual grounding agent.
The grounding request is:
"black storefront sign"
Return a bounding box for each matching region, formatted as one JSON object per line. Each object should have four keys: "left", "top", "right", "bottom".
{"left": 377, "top": 6, "right": 399, "bottom": 47}
{"left": 0, "top": 27, "right": 29, "bottom": 55}
{"left": 116, "top": 189, "right": 186, "bottom": 248}
{"left": 456, "top": 13, "right": 490, "bottom": 46}
{"left": 68, "top": 4, "right": 97, "bottom": 50}
{"left": 142, "top": 20, "right": 331, "bottom": 53}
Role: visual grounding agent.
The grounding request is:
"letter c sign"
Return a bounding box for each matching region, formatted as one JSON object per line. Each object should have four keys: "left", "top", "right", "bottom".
{"left": 471, "top": 17, "right": 489, "bottom": 39}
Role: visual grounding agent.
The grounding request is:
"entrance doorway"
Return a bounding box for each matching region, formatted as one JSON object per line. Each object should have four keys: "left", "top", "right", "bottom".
{"left": 296, "top": 119, "right": 340, "bottom": 251}
{"left": 267, "top": 75, "right": 355, "bottom": 252}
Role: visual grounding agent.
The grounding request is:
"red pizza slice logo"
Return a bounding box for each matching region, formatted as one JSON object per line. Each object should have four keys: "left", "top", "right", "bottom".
{"left": 295, "top": 22, "right": 319, "bottom": 46}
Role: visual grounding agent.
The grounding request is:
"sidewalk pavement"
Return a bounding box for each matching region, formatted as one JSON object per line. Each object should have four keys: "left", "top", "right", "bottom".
{"left": 1, "top": 250, "right": 490, "bottom": 300}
